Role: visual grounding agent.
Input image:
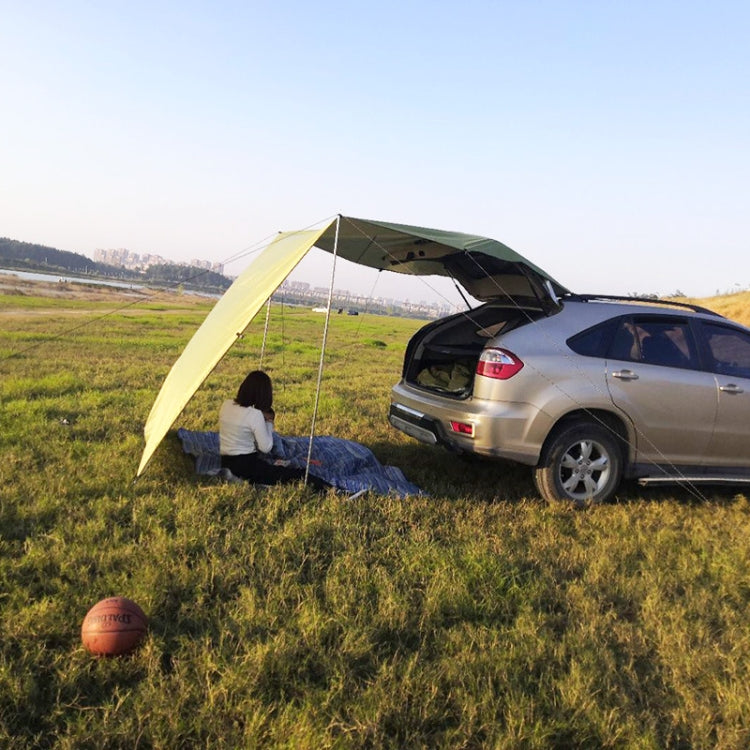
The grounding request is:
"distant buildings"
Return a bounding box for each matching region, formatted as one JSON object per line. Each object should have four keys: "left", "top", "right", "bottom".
{"left": 93, "top": 248, "right": 223, "bottom": 275}
{"left": 276, "top": 279, "right": 457, "bottom": 319}
{"left": 91, "top": 250, "right": 456, "bottom": 319}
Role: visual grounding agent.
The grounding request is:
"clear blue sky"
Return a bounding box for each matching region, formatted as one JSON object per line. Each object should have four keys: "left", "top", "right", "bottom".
{"left": 2, "top": 1, "right": 748, "bottom": 302}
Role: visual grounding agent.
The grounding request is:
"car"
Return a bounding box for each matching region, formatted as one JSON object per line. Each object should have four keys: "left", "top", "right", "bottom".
{"left": 389, "top": 292, "right": 750, "bottom": 504}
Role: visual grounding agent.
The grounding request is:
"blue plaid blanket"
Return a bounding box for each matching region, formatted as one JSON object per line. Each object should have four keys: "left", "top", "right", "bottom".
{"left": 176, "top": 428, "right": 423, "bottom": 497}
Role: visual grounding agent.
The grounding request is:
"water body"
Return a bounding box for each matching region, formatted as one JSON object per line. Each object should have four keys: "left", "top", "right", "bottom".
{"left": 0, "top": 268, "right": 225, "bottom": 299}
{"left": 0, "top": 268, "right": 144, "bottom": 291}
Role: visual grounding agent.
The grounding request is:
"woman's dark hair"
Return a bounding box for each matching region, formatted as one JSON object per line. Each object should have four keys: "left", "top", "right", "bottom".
{"left": 235, "top": 370, "right": 273, "bottom": 410}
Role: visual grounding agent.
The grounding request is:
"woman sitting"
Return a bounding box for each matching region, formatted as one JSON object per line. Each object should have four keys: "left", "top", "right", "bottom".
{"left": 219, "top": 370, "right": 329, "bottom": 490}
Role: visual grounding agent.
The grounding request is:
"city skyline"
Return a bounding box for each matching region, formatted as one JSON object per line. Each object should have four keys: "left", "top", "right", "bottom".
{"left": 93, "top": 247, "right": 224, "bottom": 276}
{"left": 90, "top": 244, "right": 460, "bottom": 315}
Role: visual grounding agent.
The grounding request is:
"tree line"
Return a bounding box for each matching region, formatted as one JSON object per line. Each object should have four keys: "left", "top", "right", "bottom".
{"left": 0, "top": 237, "right": 231, "bottom": 293}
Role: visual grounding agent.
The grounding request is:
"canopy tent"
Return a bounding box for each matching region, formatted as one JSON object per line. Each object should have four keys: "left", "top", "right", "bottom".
{"left": 137, "top": 215, "right": 567, "bottom": 476}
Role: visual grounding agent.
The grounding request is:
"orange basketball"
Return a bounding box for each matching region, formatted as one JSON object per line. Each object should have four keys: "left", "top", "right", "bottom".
{"left": 81, "top": 597, "right": 148, "bottom": 656}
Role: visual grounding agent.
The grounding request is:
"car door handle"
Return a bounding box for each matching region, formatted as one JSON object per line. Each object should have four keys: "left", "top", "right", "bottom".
{"left": 719, "top": 383, "right": 744, "bottom": 394}
{"left": 611, "top": 369, "right": 639, "bottom": 381}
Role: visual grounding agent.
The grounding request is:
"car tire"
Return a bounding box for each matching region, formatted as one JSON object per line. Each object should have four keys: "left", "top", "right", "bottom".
{"left": 534, "top": 421, "right": 623, "bottom": 506}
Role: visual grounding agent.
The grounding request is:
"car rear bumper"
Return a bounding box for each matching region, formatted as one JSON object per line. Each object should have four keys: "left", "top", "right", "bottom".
{"left": 389, "top": 384, "right": 545, "bottom": 465}
{"left": 389, "top": 403, "right": 442, "bottom": 445}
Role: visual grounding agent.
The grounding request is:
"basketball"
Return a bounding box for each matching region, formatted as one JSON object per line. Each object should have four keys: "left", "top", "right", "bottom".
{"left": 81, "top": 597, "right": 148, "bottom": 656}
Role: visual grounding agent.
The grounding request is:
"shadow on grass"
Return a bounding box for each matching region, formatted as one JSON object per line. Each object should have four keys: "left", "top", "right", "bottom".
{"left": 162, "top": 427, "right": 747, "bottom": 512}
{"left": 616, "top": 478, "right": 747, "bottom": 507}
{"left": 370, "top": 440, "right": 749, "bottom": 509}
{"left": 369, "top": 439, "right": 537, "bottom": 503}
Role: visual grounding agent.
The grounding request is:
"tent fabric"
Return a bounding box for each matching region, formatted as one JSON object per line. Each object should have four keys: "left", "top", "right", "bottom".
{"left": 137, "top": 223, "right": 334, "bottom": 476}
{"left": 316, "top": 216, "right": 568, "bottom": 295}
{"left": 138, "top": 215, "right": 564, "bottom": 477}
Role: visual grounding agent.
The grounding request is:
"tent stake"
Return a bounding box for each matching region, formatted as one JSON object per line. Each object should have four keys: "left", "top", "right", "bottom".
{"left": 305, "top": 215, "right": 341, "bottom": 484}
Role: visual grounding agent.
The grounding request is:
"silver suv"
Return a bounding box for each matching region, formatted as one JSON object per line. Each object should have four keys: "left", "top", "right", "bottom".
{"left": 390, "top": 294, "right": 750, "bottom": 504}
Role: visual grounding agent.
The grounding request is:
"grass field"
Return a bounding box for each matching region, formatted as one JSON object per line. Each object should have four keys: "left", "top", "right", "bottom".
{"left": 1, "top": 279, "right": 750, "bottom": 748}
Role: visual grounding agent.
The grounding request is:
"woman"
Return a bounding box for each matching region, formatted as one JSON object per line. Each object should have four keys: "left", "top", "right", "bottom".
{"left": 219, "top": 370, "right": 329, "bottom": 490}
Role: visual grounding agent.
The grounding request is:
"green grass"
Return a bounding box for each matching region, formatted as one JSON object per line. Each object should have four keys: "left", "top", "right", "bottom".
{"left": 1, "top": 287, "right": 750, "bottom": 748}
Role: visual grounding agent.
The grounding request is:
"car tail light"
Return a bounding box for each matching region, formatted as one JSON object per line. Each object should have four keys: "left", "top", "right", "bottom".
{"left": 476, "top": 348, "right": 524, "bottom": 380}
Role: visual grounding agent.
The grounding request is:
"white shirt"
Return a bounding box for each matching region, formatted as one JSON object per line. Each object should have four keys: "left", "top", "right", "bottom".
{"left": 219, "top": 400, "right": 274, "bottom": 456}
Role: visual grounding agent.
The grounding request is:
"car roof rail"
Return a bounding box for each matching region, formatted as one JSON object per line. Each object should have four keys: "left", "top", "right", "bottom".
{"left": 565, "top": 293, "right": 723, "bottom": 317}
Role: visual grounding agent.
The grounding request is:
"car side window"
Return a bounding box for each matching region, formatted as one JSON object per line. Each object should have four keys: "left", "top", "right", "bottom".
{"left": 604, "top": 317, "right": 698, "bottom": 369}
{"left": 567, "top": 319, "right": 617, "bottom": 357}
{"left": 569, "top": 315, "right": 698, "bottom": 369}
{"left": 635, "top": 320, "right": 697, "bottom": 368}
{"left": 700, "top": 323, "right": 750, "bottom": 379}
{"left": 608, "top": 320, "right": 640, "bottom": 361}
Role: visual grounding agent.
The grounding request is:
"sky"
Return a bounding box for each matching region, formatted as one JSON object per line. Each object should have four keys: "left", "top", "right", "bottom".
{"left": 2, "top": 1, "right": 748, "bottom": 305}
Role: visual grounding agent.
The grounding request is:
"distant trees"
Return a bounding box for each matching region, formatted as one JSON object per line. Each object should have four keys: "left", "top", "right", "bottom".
{"left": 0, "top": 237, "right": 231, "bottom": 293}
{"left": 0, "top": 237, "right": 93, "bottom": 273}
{"left": 144, "top": 264, "right": 231, "bottom": 292}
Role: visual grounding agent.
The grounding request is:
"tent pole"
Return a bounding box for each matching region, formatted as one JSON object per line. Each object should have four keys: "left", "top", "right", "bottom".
{"left": 305, "top": 215, "right": 341, "bottom": 483}
{"left": 259, "top": 296, "right": 272, "bottom": 369}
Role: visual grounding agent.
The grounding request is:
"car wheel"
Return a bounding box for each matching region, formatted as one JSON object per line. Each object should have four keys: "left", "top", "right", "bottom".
{"left": 534, "top": 421, "right": 623, "bottom": 506}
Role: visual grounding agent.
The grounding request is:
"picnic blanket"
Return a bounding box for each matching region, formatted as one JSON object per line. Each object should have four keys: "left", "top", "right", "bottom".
{"left": 176, "top": 428, "right": 423, "bottom": 497}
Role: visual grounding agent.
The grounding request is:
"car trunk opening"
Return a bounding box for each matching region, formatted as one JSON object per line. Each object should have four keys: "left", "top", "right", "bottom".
{"left": 403, "top": 302, "right": 547, "bottom": 398}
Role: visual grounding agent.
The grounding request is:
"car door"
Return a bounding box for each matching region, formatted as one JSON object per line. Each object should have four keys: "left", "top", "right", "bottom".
{"left": 604, "top": 315, "right": 718, "bottom": 467}
{"left": 696, "top": 321, "right": 750, "bottom": 467}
